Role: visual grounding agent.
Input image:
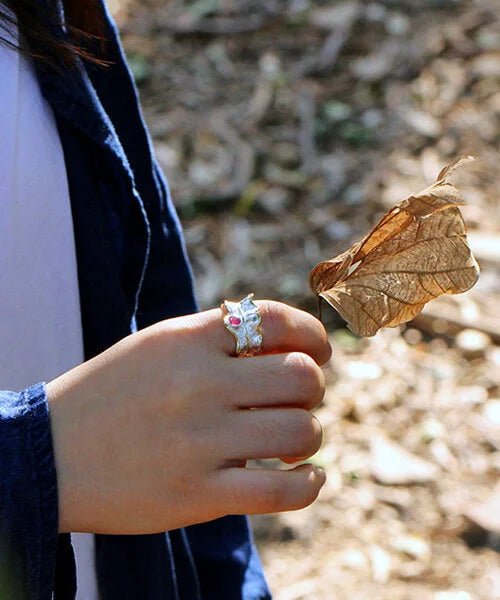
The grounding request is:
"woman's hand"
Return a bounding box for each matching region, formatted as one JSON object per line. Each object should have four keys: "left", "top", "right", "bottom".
{"left": 46, "top": 300, "right": 331, "bottom": 534}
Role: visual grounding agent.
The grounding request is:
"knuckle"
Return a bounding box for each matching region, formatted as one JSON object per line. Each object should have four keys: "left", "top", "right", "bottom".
{"left": 293, "top": 480, "right": 322, "bottom": 510}
{"left": 260, "top": 301, "right": 291, "bottom": 339}
{"left": 288, "top": 352, "right": 325, "bottom": 404}
{"left": 310, "top": 324, "right": 332, "bottom": 365}
{"left": 289, "top": 493, "right": 311, "bottom": 511}
{"left": 320, "top": 337, "right": 333, "bottom": 365}
{"left": 291, "top": 411, "right": 323, "bottom": 456}
{"left": 309, "top": 415, "right": 324, "bottom": 453}
{"left": 306, "top": 317, "right": 332, "bottom": 364}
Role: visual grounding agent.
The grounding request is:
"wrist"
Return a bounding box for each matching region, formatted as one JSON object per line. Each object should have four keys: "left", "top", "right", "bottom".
{"left": 46, "top": 376, "right": 83, "bottom": 533}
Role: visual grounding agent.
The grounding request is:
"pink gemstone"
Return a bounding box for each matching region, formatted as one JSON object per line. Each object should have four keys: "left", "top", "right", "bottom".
{"left": 228, "top": 316, "right": 242, "bottom": 326}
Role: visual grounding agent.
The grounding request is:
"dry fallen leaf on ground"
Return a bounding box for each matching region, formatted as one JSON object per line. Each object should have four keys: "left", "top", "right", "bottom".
{"left": 310, "top": 156, "right": 480, "bottom": 337}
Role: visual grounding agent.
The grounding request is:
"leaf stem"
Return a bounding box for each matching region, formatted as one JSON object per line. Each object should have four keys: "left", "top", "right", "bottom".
{"left": 317, "top": 296, "right": 323, "bottom": 324}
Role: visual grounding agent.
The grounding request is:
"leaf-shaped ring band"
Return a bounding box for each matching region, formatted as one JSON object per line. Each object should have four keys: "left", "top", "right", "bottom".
{"left": 220, "top": 293, "right": 263, "bottom": 357}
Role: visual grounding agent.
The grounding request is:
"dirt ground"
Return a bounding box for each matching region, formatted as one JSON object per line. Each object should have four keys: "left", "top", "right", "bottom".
{"left": 112, "top": 1, "right": 500, "bottom": 598}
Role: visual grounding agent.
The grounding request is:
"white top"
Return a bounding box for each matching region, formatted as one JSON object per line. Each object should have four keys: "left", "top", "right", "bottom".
{"left": 0, "top": 20, "right": 97, "bottom": 600}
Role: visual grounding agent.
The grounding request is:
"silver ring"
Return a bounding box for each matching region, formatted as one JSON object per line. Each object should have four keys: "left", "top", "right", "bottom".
{"left": 220, "top": 293, "right": 263, "bottom": 357}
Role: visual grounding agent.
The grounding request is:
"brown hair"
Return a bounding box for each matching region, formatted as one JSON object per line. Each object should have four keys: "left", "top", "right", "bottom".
{"left": 0, "top": 0, "right": 108, "bottom": 69}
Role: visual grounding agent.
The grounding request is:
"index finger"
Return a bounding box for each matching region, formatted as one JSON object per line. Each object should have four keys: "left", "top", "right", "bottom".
{"left": 200, "top": 300, "right": 332, "bottom": 366}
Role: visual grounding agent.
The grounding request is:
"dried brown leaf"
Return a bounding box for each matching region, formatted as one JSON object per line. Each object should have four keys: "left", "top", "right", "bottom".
{"left": 310, "top": 156, "right": 480, "bottom": 337}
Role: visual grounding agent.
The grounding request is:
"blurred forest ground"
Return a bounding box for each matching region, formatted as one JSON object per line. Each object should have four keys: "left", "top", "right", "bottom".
{"left": 111, "top": 1, "right": 500, "bottom": 598}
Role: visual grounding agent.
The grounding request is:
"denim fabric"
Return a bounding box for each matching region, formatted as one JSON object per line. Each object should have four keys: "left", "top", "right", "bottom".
{"left": 0, "top": 1, "right": 271, "bottom": 598}
{"left": 0, "top": 383, "right": 58, "bottom": 600}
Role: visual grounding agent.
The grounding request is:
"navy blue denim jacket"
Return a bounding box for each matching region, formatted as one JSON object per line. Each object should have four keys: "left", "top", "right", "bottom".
{"left": 0, "top": 2, "right": 271, "bottom": 598}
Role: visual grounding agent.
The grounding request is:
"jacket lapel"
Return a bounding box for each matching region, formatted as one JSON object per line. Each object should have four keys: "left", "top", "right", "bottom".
{"left": 32, "top": 0, "right": 151, "bottom": 325}
{"left": 33, "top": 1, "right": 133, "bottom": 177}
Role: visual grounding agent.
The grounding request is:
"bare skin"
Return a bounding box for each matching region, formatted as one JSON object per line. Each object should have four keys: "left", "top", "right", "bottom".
{"left": 46, "top": 300, "right": 332, "bottom": 535}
